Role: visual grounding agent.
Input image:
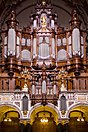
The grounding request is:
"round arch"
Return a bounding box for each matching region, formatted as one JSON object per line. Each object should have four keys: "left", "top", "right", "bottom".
{"left": 0, "top": 104, "right": 21, "bottom": 132}
{"left": 0, "top": 103, "right": 22, "bottom": 119}
{"left": 66, "top": 103, "right": 88, "bottom": 132}
{"left": 29, "top": 103, "right": 60, "bottom": 125}
{"left": 66, "top": 102, "right": 88, "bottom": 119}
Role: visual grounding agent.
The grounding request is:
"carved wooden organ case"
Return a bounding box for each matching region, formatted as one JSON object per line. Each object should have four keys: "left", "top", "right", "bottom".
{"left": 0, "top": 1, "right": 88, "bottom": 105}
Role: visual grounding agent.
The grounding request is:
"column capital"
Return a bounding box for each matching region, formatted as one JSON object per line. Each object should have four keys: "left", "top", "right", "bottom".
{"left": 58, "top": 118, "right": 69, "bottom": 125}
{"left": 19, "top": 119, "right": 31, "bottom": 125}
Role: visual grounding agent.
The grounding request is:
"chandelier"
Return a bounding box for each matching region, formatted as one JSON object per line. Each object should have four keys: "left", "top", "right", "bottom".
{"left": 3, "top": 113, "right": 12, "bottom": 122}
{"left": 77, "top": 112, "right": 85, "bottom": 122}
{"left": 40, "top": 107, "right": 48, "bottom": 123}
{"left": 77, "top": 117, "right": 84, "bottom": 122}
{"left": 40, "top": 118, "right": 48, "bottom": 123}
{"left": 4, "top": 117, "right": 12, "bottom": 122}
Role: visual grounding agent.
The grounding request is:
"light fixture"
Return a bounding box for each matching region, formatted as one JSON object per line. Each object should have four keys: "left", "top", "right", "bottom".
{"left": 4, "top": 117, "right": 12, "bottom": 122}
{"left": 40, "top": 118, "right": 48, "bottom": 123}
{"left": 77, "top": 117, "right": 84, "bottom": 122}
{"left": 77, "top": 117, "right": 80, "bottom": 122}
{"left": 77, "top": 111, "right": 84, "bottom": 122}
{"left": 40, "top": 107, "right": 48, "bottom": 123}
{"left": 81, "top": 118, "right": 84, "bottom": 122}
{"left": 3, "top": 111, "right": 12, "bottom": 122}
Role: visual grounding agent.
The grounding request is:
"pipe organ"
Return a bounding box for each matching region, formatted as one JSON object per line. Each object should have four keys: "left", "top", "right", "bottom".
{"left": 0, "top": 0, "right": 88, "bottom": 105}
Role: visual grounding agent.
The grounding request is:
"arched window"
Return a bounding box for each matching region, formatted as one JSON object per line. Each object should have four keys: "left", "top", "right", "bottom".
{"left": 22, "top": 95, "right": 28, "bottom": 112}
{"left": 57, "top": 49, "right": 67, "bottom": 61}
{"left": 60, "top": 95, "right": 66, "bottom": 111}
{"left": 21, "top": 49, "right": 31, "bottom": 61}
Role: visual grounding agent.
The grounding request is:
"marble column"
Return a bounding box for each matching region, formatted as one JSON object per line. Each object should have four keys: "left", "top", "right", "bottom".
{"left": 20, "top": 121, "right": 26, "bottom": 132}
{"left": 26, "top": 123, "right": 32, "bottom": 132}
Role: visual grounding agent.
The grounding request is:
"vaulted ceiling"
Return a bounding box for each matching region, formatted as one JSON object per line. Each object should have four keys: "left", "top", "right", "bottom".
{"left": 0, "top": 0, "right": 88, "bottom": 29}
